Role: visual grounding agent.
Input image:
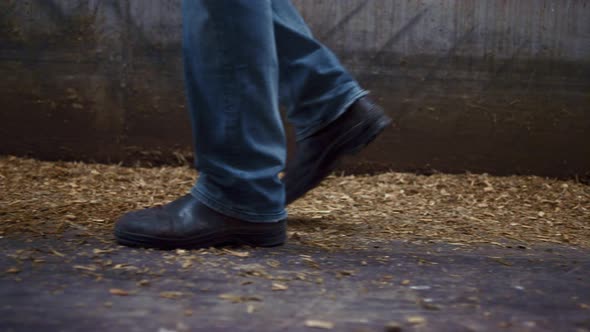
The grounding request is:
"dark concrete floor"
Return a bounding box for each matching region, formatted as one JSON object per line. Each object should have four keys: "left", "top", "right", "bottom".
{"left": 1, "top": 235, "right": 589, "bottom": 332}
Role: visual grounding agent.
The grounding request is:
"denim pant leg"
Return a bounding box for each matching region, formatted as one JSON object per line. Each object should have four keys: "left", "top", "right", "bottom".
{"left": 271, "top": 0, "right": 368, "bottom": 141}
{"left": 182, "top": 0, "right": 287, "bottom": 223}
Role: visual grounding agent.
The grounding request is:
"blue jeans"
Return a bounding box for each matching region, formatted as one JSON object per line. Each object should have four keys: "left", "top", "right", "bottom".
{"left": 183, "top": 0, "right": 367, "bottom": 222}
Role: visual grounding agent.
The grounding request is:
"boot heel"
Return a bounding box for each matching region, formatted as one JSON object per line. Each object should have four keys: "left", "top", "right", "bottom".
{"left": 236, "top": 233, "right": 287, "bottom": 247}
{"left": 234, "top": 225, "right": 287, "bottom": 247}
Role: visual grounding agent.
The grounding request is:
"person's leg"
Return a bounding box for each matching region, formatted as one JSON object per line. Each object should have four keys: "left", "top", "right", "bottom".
{"left": 271, "top": 0, "right": 392, "bottom": 204}
{"left": 272, "top": 0, "right": 368, "bottom": 141}
{"left": 184, "top": 0, "right": 286, "bottom": 222}
{"left": 114, "top": 0, "right": 287, "bottom": 249}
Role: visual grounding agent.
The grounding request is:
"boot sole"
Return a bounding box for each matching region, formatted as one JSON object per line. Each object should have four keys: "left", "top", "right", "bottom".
{"left": 114, "top": 224, "right": 287, "bottom": 250}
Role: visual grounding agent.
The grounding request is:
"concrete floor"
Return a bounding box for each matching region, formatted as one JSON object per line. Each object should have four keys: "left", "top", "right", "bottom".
{"left": 1, "top": 235, "right": 589, "bottom": 332}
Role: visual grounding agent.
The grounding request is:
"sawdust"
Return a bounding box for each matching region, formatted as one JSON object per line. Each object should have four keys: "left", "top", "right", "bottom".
{"left": 0, "top": 156, "right": 588, "bottom": 248}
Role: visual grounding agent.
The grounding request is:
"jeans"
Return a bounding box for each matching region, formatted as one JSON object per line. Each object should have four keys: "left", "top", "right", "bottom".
{"left": 182, "top": 0, "right": 367, "bottom": 222}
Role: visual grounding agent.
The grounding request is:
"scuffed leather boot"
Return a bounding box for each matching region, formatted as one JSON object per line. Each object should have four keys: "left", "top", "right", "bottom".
{"left": 115, "top": 194, "right": 286, "bottom": 249}
{"left": 284, "top": 97, "right": 392, "bottom": 204}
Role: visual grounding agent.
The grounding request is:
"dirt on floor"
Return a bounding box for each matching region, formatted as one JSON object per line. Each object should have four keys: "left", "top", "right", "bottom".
{"left": 1, "top": 156, "right": 590, "bottom": 331}
{"left": 0, "top": 156, "right": 588, "bottom": 249}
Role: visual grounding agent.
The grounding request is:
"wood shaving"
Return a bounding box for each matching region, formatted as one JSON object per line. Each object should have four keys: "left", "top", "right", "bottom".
{"left": 271, "top": 282, "right": 288, "bottom": 291}
{"left": 407, "top": 316, "right": 426, "bottom": 324}
{"left": 5, "top": 267, "right": 21, "bottom": 274}
{"left": 304, "top": 320, "right": 335, "bottom": 329}
{"left": 222, "top": 249, "right": 250, "bottom": 258}
{"left": 1, "top": 156, "right": 588, "bottom": 249}
{"left": 218, "top": 293, "right": 262, "bottom": 303}
{"left": 159, "top": 291, "right": 184, "bottom": 299}
{"left": 109, "top": 288, "right": 130, "bottom": 296}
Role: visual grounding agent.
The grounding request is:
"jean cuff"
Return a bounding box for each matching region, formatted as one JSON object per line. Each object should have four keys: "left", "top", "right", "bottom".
{"left": 190, "top": 183, "right": 287, "bottom": 223}
{"left": 295, "top": 85, "right": 369, "bottom": 141}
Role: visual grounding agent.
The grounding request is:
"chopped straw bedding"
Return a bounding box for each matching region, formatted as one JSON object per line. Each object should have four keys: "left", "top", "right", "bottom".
{"left": 0, "top": 156, "right": 588, "bottom": 249}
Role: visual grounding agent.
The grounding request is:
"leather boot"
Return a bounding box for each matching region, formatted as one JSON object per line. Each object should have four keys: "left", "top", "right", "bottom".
{"left": 115, "top": 194, "right": 286, "bottom": 249}
{"left": 284, "top": 97, "right": 392, "bottom": 204}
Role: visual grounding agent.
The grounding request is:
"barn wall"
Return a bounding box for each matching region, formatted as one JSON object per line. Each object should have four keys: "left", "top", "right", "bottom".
{"left": 1, "top": 0, "right": 589, "bottom": 178}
